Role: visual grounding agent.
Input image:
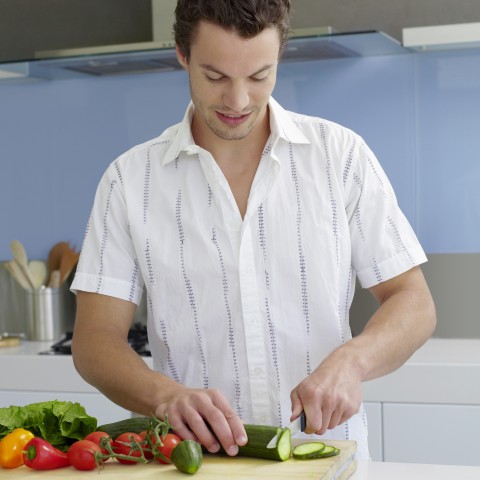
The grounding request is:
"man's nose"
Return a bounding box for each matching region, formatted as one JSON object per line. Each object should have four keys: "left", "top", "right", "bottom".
{"left": 223, "top": 81, "right": 250, "bottom": 112}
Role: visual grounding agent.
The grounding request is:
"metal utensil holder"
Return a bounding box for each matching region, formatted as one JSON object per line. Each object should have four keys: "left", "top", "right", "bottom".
{"left": 0, "top": 261, "right": 75, "bottom": 341}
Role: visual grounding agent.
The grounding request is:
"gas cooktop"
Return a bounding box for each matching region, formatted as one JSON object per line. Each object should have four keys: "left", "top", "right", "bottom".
{"left": 39, "top": 323, "right": 151, "bottom": 356}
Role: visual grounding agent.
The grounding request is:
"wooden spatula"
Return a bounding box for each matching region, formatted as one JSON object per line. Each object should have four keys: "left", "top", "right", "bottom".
{"left": 47, "top": 241, "right": 69, "bottom": 286}
{"left": 59, "top": 243, "right": 80, "bottom": 284}
{"left": 10, "top": 240, "right": 36, "bottom": 289}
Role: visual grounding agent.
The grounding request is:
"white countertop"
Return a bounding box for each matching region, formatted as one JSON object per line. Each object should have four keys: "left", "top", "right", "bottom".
{"left": 361, "top": 337, "right": 480, "bottom": 404}
{"left": 2, "top": 339, "right": 480, "bottom": 475}
{"left": 2, "top": 337, "right": 480, "bottom": 405}
{"left": 352, "top": 460, "right": 480, "bottom": 479}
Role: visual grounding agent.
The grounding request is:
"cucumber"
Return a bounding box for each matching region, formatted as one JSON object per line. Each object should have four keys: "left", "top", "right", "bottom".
{"left": 171, "top": 440, "right": 203, "bottom": 474}
{"left": 96, "top": 417, "right": 151, "bottom": 438}
{"left": 236, "top": 424, "right": 291, "bottom": 461}
{"left": 292, "top": 442, "right": 340, "bottom": 460}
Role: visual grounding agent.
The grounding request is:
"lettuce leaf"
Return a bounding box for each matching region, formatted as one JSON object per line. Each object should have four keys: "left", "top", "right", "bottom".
{"left": 0, "top": 400, "right": 97, "bottom": 450}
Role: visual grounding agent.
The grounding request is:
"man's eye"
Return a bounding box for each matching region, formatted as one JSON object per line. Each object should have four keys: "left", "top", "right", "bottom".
{"left": 206, "top": 75, "right": 223, "bottom": 82}
{"left": 252, "top": 75, "right": 268, "bottom": 82}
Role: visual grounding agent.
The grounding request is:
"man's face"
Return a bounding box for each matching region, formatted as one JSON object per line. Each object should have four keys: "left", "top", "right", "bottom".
{"left": 177, "top": 21, "right": 280, "bottom": 142}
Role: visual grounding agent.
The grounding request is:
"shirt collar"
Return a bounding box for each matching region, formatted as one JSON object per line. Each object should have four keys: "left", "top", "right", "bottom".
{"left": 268, "top": 97, "right": 310, "bottom": 145}
{"left": 162, "top": 97, "right": 310, "bottom": 166}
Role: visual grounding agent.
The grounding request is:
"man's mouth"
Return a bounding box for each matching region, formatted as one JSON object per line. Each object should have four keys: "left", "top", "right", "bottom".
{"left": 216, "top": 111, "right": 251, "bottom": 125}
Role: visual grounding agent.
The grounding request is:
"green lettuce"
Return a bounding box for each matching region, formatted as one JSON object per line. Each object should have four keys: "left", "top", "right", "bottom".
{"left": 0, "top": 400, "right": 97, "bottom": 450}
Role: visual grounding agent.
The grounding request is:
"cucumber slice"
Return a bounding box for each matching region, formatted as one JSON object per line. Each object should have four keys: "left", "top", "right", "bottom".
{"left": 292, "top": 442, "right": 326, "bottom": 459}
{"left": 317, "top": 445, "right": 340, "bottom": 458}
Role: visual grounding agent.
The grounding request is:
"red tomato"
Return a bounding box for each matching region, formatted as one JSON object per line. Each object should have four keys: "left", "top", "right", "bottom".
{"left": 138, "top": 431, "right": 154, "bottom": 460}
{"left": 83, "top": 431, "right": 112, "bottom": 455}
{"left": 155, "top": 433, "right": 181, "bottom": 464}
{"left": 67, "top": 440, "right": 101, "bottom": 471}
{"left": 113, "top": 432, "right": 143, "bottom": 465}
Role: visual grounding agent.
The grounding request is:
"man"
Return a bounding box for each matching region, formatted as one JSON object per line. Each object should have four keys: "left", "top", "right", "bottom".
{"left": 71, "top": 0, "right": 436, "bottom": 460}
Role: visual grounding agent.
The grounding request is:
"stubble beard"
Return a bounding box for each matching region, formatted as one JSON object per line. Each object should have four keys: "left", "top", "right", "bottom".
{"left": 204, "top": 108, "right": 258, "bottom": 141}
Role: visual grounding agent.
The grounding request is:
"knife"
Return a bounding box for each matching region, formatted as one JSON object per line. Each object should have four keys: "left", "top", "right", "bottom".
{"left": 266, "top": 412, "right": 306, "bottom": 449}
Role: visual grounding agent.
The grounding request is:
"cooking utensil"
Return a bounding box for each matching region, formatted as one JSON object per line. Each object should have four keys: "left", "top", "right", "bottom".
{"left": 29, "top": 260, "right": 48, "bottom": 288}
{"left": 9, "top": 240, "right": 36, "bottom": 289}
{"left": 48, "top": 270, "right": 61, "bottom": 289}
{"left": 47, "top": 241, "right": 69, "bottom": 286}
{"left": 267, "top": 412, "right": 306, "bottom": 449}
{"left": 59, "top": 243, "right": 80, "bottom": 284}
{"left": 4, "top": 261, "right": 30, "bottom": 289}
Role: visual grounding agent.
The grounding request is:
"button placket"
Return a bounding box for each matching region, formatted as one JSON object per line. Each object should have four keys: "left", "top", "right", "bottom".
{"left": 238, "top": 224, "right": 272, "bottom": 425}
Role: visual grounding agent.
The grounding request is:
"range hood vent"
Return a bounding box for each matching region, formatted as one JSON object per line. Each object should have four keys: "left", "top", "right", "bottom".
{"left": 11, "top": 29, "right": 405, "bottom": 81}
{"left": 403, "top": 22, "right": 480, "bottom": 51}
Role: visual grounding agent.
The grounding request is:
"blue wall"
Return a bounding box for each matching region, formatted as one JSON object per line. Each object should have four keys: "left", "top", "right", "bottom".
{"left": 1, "top": 47, "right": 480, "bottom": 260}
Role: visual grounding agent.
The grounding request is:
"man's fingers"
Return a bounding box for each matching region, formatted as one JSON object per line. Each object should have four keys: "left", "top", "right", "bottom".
{"left": 156, "top": 388, "right": 245, "bottom": 456}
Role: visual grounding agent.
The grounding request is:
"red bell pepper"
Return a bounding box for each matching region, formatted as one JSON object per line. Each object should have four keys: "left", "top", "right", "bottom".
{"left": 23, "top": 437, "right": 70, "bottom": 470}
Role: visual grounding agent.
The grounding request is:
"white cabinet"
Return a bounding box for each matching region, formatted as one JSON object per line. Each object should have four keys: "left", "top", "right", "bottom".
{"left": 1, "top": 391, "right": 132, "bottom": 425}
{"left": 364, "top": 402, "right": 383, "bottom": 461}
{"left": 383, "top": 403, "right": 480, "bottom": 467}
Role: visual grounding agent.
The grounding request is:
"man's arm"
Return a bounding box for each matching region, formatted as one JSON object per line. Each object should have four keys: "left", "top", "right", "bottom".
{"left": 71, "top": 291, "right": 246, "bottom": 455}
{"left": 290, "top": 265, "right": 436, "bottom": 434}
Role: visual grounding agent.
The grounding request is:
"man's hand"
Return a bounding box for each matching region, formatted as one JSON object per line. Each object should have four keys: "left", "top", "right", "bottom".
{"left": 290, "top": 266, "right": 436, "bottom": 435}
{"left": 290, "top": 353, "right": 362, "bottom": 435}
{"left": 155, "top": 387, "right": 247, "bottom": 456}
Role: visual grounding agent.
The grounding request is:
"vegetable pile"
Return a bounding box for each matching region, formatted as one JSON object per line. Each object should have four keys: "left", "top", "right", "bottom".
{"left": 0, "top": 402, "right": 341, "bottom": 475}
{"left": 0, "top": 411, "right": 203, "bottom": 474}
{"left": 0, "top": 400, "right": 96, "bottom": 451}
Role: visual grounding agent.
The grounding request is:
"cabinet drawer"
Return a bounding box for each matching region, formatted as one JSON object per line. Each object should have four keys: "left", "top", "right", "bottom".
{"left": 383, "top": 403, "right": 480, "bottom": 466}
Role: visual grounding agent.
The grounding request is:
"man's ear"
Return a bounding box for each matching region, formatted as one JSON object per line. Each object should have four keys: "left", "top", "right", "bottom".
{"left": 176, "top": 45, "right": 188, "bottom": 70}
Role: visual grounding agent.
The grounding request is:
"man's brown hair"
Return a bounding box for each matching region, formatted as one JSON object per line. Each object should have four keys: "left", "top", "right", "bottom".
{"left": 174, "top": 0, "right": 291, "bottom": 60}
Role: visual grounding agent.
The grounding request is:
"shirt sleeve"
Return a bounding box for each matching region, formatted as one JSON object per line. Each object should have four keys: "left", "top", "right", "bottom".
{"left": 345, "top": 136, "right": 427, "bottom": 289}
{"left": 70, "top": 159, "right": 144, "bottom": 305}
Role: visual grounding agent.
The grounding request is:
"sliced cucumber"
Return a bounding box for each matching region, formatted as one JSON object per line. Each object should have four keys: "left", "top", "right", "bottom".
{"left": 318, "top": 445, "right": 340, "bottom": 458}
{"left": 292, "top": 442, "right": 325, "bottom": 459}
{"left": 293, "top": 442, "right": 340, "bottom": 460}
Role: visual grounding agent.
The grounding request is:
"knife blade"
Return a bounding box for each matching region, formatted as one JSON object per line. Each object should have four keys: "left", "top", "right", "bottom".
{"left": 266, "top": 412, "right": 306, "bottom": 449}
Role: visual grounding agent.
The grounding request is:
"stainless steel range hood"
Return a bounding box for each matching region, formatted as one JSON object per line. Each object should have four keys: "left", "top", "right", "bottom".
{"left": 0, "top": 0, "right": 406, "bottom": 82}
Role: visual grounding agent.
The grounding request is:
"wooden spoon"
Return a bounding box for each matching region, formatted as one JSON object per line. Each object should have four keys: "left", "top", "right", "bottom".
{"left": 47, "top": 241, "right": 69, "bottom": 286}
{"left": 29, "top": 260, "right": 48, "bottom": 288}
{"left": 4, "top": 261, "right": 30, "bottom": 289}
{"left": 10, "top": 240, "right": 36, "bottom": 289}
{"left": 59, "top": 244, "right": 80, "bottom": 284}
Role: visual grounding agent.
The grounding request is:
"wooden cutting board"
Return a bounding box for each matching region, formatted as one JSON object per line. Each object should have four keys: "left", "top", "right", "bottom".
{"left": 4, "top": 440, "right": 356, "bottom": 480}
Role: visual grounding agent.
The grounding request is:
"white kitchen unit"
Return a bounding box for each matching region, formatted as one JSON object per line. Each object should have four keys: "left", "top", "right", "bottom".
{"left": 362, "top": 402, "right": 382, "bottom": 462}
{"left": 362, "top": 338, "right": 480, "bottom": 466}
{"left": 2, "top": 337, "right": 480, "bottom": 467}
{"left": 0, "top": 340, "right": 141, "bottom": 424}
{"left": 383, "top": 403, "right": 480, "bottom": 466}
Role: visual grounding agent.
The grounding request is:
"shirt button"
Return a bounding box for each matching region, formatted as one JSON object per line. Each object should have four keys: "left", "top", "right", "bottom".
{"left": 253, "top": 367, "right": 263, "bottom": 376}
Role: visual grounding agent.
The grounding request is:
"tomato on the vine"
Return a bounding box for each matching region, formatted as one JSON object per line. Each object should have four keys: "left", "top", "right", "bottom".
{"left": 113, "top": 432, "right": 143, "bottom": 465}
{"left": 67, "top": 440, "right": 101, "bottom": 471}
{"left": 155, "top": 433, "right": 182, "bottom": 464}
{"left": 83, "top": 431, "right": 112, "bottom": 455}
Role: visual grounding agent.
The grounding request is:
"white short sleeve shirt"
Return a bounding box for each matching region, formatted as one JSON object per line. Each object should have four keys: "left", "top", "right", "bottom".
{"left": 72, "top": 97, "right": 427, "bottom": 459}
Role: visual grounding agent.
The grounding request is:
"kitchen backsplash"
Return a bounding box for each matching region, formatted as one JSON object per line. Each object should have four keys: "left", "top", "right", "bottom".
{"left": 1, "top": 47, "right": 479, "bottom": 337}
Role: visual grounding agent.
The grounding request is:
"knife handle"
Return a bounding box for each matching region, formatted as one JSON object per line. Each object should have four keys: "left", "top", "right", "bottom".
{"left": 299, "top": 411, "right": 306, "bottom": 432}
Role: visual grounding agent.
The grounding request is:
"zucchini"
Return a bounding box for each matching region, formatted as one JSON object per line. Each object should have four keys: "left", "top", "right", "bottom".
{"left": 292, "top": 442, "right": 340, "bottom": 460}
{"left": 235, "top": 424, "right": 291, "bottom": 461}
{"left": 96, "top": 417, "right": 151, "bottom": 438}
{"left": 171, "top": 440, "right": 203, "bottom": 474}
